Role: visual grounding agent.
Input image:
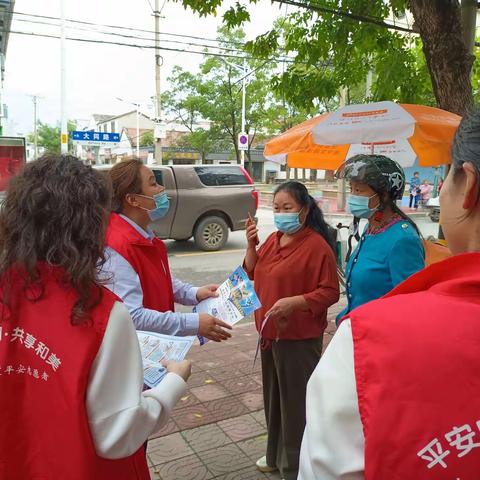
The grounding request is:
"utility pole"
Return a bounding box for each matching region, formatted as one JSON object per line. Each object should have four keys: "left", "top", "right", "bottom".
{"left": 461, "top": 0, "right": 477, "bottom": 55}
{"left": 240, "top": 57, "right": 246, "bottom": 168}
{"left": 154, "top": 0, "right": 163, "bottom": 165}
{"left": 60, "top": 0, "right": 68, "bottom": 154}
{"left": 337, "top": 88, "right": 348, "bottom": 212}
{"left": 29, "top": 95, "right": 42, "bottom": 159}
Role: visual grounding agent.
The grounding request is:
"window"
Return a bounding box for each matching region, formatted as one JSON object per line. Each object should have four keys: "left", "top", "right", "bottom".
{"left": 153, "top": 169, "right": 163, "bottom": 186}
{"left": 194, "top": 166, "right": 249, "bottom": 186}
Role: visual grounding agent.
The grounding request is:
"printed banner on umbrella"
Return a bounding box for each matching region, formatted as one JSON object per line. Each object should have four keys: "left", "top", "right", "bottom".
{"left": 312, "top": 101, "right": 416, "bottom": 145}
{"left": 347, "top": 139, "right": 417, "bottom": 167}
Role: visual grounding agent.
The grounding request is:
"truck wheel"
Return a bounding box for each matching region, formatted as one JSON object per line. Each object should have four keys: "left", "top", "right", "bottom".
{"left": 194, "top": 216, "right": 229, "bottom": 251}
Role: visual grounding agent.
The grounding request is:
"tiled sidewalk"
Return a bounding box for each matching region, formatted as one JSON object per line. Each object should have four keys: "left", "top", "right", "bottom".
{"left": 148, "top": 301, "right": 346, "bottom": 480}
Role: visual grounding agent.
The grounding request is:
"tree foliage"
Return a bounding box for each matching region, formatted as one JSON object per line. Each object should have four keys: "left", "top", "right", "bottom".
{"left": 139, "top": 131, "right": 155, "bottom": 147}
{"left": 28, "top": 120, "right": 77, "bottom": 155}
{"left": 172, "top": 0, "right": 476, "bottom": 115}
{"left": 163, "top": 27, "right": 312, "bottom": 164}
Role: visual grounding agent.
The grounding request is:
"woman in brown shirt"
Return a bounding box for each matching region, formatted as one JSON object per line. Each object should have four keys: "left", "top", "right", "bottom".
{"left": 244, "top": 181, "right": 339, "bottom": 480}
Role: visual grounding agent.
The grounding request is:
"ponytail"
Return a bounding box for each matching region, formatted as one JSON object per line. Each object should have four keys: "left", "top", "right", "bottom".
{"left": 305, "top": 195, "right": 337, "bottom": 252}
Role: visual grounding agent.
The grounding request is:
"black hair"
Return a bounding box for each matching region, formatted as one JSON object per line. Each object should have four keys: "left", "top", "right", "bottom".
{"left": 0, "top": 154, "right": 112, "bottom": 325}
{"left": 274, "top": 181, "right": 336, "bottom": 251}
{"left": 414, "top": 171, "right": 419, "bottom": 175}
{"left": 452, "top": 109, "right": 480, "bottom": 176}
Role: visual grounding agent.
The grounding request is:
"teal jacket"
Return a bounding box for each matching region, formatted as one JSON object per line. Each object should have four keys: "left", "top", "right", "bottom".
{"left": 336, "top": 220, "right": 425, "bottom": 324}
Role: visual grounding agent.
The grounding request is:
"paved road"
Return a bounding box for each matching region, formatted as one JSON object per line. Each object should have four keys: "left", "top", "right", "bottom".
{"left": 167, "top": 207, "right": 441, "bottom": 306}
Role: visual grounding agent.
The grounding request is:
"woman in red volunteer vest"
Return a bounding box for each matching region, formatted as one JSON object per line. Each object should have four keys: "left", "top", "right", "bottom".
{"left": 299, "top": 111, "right": 480, "bottom": 480}
{"left": 244, "top": 181, "right": 339, "bottom": 480}
{"left": 104, "top": 158, "right": 231, "bottom": 342}
{"left": 0, "top": 155, "right": 191, "bottom": 480}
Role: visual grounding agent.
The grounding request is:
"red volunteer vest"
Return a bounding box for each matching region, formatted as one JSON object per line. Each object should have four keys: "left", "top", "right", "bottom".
{"left": 350, "top": 253, "right": 480, "bottom": 480}
{"left": 0, "top": 264, "right": 149, "bottom": 480}
{"left": 106, "top": 213, "right": 174, "bottom": 312}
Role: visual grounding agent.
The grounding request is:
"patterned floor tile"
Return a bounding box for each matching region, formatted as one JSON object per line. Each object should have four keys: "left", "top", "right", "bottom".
{"left": 182, "top": 423, "right": 231, "bottom": 453}
{"left": 174, "top": 392, "right": 201, "bottom": 411}
{"left": 236, "top": 360, "right": 262, "bottom": 375}
{"left": 236, "top": 434, "right": 268, "bottom": 461}
{"left": 238, "top": 389, "right": 264, "bottom": 412}
{"left": 249, "top": 410, "right": 267, "bottom": 429}
{"left": 174, "top": 404, "right": 214, "bottom": 430}
{"left": 218, "top": 413, "right": 265, "bottom": 442}
{"left": 187, "top": 371, "right": 217, "bottom": 388}
{"left": 191, "top": 384, "right": 230, "bottom": 402}
{"left": 156, "top": 454, "right": 212, "bottom": 480}
{"left": 209, "top": 366, "right": 243, "bottom": 382}
{"left": 149, "top": 466, "right": 161, "bottom": 479}
{"left": 212, "top": 465, "right": 268, "bottom": 480}
{"left": 196, "top": 357, "right": 226, "bottom": 371}
{"left": 204, "top": 396, "right": 249, "bottom": 423}
{"left": 148, "top": 432, "right": 194, "bottom": 465}
{"left": 222, "top": 376, "right": 262, "bottom": 395}
{"left": 201, "top": 444, "right": 252, "bottom": 477}
{"left": 149, "top": 418, "right": 179, "bottom": 439}
{"left": 220, "top": 351, "right": 251, "bottom": 366}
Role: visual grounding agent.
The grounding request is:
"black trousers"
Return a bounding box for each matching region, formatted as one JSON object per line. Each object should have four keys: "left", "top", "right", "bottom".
{"left": 261, "top": 337, "right": 323, "bottom": 480}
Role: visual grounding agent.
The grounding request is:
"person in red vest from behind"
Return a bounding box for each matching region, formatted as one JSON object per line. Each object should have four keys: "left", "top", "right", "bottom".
{"left": 299, "top": 110, "right": 480, "bottom": 480}
{"left": 0, "top": 155, "right": 191, "bottom": 480}
{"left": 103, "top": 158, "right": 232, "bottom": 341}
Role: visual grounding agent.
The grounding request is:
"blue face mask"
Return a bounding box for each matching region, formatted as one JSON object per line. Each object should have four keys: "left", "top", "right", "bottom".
{"left": 347, "top": 194, "right": 378, "bottom": 219}
{"left": 274, "top": 209, "right": 304, "bottom": 234}
{"left": 138, "top": 192, "right": 170, "bottom": 221}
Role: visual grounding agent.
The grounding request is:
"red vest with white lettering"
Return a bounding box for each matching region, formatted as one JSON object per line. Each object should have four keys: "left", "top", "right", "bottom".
{"left": 0, "top": 264, "right": 150, "bottom": 480}
{"left": 106, "top": 213, "right": 174, "bottom": 312}
{"left": 350, "top": 253, "right": 480, "bottom": 480}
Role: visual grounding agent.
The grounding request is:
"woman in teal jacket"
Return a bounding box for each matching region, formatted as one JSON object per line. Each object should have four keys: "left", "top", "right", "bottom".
{"left": 336, "top": 155, "right": 425, "bottom": 323}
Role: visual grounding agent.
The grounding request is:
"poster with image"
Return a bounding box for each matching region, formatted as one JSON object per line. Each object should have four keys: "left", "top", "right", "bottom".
{"left": 195, "top": 266, "right": 262, "bottom": 345}
{"left": 137, "top": 331, "right": 194, "bottom": 388}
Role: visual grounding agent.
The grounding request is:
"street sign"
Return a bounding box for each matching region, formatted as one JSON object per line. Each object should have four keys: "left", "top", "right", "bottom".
{"left": 71, "top": 131, "right": 120, "bottom": 147}
{"left": 238, "top": 132, "right": 248, "bottom": 151}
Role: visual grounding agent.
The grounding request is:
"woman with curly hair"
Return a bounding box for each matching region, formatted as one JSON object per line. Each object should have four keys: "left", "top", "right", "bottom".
{"left": 0, "top": 155, "right": 191, "bottom": 480}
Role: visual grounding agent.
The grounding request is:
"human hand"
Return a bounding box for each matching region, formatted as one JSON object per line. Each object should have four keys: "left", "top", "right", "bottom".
{"left": 196, "top": 284, "right": 219, "bottom": 302}
{"left": 198, "top": 313, "right": 232, "bottom": 342}
{"left": 245, "top": 213, "right": 259, "bottom": 247}
{"left": 265, "top": 297, "right": 298, "bottom": 329}
{"left": 164, "top": 359, "right": 192, "bottom": 382}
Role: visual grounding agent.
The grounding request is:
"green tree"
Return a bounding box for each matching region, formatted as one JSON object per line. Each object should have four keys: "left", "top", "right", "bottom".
{"left": 172, "top": 1, "right": 476, "bottom": 116}
{"left": 139, "top": 131, "right": 155, "bottom": 147}
{"left": 163, "top": 27, "right": 295, "bottom": 166}
{"left": 175, "top": 127, "right": 230, "bottom": 161}
{"left": 28, "top": 120, "right": 77, "bottom": 154}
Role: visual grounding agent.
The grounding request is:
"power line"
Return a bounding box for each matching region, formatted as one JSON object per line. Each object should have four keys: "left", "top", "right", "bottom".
{"left": 272, "top": 0, "right": 480, "bottom": 47}
{"left": 272, "top": 0, "right": 414, "bottom": 34}
{"left": 11, "top": 10, "right": 245, "bottom": 48}
{"left": 13, "top": 17, "right": 254, "bottom": 57}
{"left": 8, "top": 29, "right": 305, "bottom": 63}
{"left": 145, "top": 0, "right": 154, "bottom": 13}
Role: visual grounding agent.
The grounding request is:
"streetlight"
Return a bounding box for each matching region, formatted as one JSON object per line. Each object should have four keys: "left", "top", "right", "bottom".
{"left": 116, "top": 97, "right": 140, "bottom": 158}
{"left": 223, "top": 58, "right": 250, "bottom": 167}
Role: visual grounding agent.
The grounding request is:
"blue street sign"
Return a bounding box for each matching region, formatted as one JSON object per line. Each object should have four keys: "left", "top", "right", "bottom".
{"left": 71, "top": 131, "right": 120, "bottom": 146}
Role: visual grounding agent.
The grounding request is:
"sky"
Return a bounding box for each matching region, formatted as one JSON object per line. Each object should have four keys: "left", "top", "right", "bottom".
{"left": 4, "top": 0, "right": 284, "bottom": 136}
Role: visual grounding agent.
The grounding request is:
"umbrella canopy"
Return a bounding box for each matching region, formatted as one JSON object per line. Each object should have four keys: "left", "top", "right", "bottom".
{"left": 264, "top": 101, "right": 461, "bottom": 169}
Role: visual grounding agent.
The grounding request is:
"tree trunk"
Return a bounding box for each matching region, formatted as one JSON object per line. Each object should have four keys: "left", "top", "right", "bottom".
{"left": 410, "top": 0, "right": 474, "bottom": 116}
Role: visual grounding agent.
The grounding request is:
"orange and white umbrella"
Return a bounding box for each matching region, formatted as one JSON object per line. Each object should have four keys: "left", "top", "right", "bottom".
{"left": 264, "top": 101, "right": 461, "bottom": 169}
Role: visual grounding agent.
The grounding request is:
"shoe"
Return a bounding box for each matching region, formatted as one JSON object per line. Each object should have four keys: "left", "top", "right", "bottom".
{"left": 256, "top": 456, "right": 278, "bottom": 473}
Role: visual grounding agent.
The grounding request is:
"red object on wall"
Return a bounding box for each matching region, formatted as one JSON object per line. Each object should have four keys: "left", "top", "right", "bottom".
{"left": 0, "top": 137, "right": 26, "bottom": 191}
